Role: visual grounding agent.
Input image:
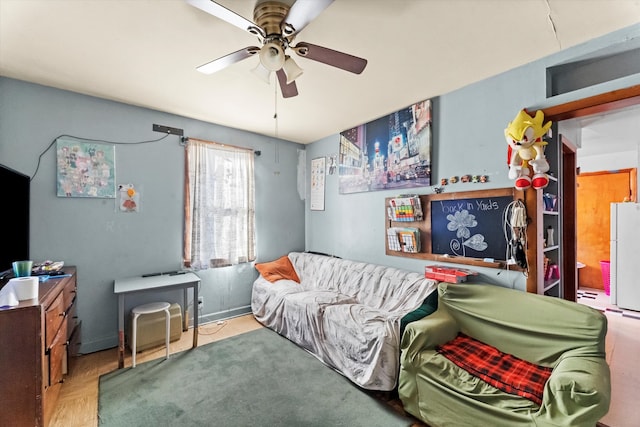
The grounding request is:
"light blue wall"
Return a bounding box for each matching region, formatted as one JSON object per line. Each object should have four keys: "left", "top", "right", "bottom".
{"left": 1, "top": 23, "right": 638, "bottom": 353}
{"left": 0, "top": 78, "right": 305, "bottom": 353}
{"left": 305, "top": 24, "right": 640, "bottom": 291}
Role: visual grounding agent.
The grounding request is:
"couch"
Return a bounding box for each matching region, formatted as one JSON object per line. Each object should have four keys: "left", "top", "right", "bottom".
{"left": 399, "top": 282, "right": 611, "bottom": 427}
{"left": 251, "top": 252, "right": 438, "bottom": 390}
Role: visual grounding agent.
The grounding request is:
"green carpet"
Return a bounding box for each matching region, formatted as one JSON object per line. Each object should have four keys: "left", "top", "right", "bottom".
{"left": 98, "top": 328, "right": 414, "bottom": 426}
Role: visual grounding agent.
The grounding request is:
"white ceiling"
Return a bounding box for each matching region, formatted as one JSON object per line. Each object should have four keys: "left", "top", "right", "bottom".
{"left": 1, "top": 0, "right": 639, "bottom": 144}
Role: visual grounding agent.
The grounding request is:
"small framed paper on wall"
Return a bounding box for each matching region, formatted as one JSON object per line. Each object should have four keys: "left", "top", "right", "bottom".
{"left": 310, "top": 157, "right": 326, "bottom": 211}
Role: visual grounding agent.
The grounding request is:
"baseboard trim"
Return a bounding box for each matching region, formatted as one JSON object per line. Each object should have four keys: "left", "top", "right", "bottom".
{"left": 79, "top": 335, "right": 118, "bottom": 355}
{"left": 196, "top": 305, "right": 252, "bottom": 325}
{"left": 80, "top": 306, "right": 253, "bottom": 354}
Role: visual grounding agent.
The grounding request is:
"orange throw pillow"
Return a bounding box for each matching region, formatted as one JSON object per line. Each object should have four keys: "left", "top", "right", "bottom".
{"left": 255, "top": 256, "right": 300, "bottom": 283}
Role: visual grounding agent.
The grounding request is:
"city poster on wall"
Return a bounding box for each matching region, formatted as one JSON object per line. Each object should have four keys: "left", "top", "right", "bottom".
{"left": 338, "top": 99, "right": 432, "bottom": 194}
{"left": 56, "top": 137, "right": 116, "bottom": 198}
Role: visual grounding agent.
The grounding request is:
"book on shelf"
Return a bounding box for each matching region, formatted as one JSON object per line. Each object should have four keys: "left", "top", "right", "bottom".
{"left": 388, "top": 195, "right": 423, "bottom": 222}
{"left": 387, "top": 228, "right": 402, "bottom": 252}
{"left": 387, "top": 227, "right": 421, "bottom": 253}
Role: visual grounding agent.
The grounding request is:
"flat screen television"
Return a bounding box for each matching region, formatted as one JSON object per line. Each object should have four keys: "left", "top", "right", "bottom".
{"left": 0, "top": 164, "right": 30, "bottom": 279}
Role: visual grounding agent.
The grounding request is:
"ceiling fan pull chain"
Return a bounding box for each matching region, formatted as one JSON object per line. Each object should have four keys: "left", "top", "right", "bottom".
{"left": 274, "top": 82, "right": 281, "bottom": 163}
{"left": 274, "top": 81, "right": 279, "bottom": 141}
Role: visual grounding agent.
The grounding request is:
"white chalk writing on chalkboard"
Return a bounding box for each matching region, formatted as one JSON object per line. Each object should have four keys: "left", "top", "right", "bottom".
{"left": 438, "top": 199, "right": 500, "bottom": 213}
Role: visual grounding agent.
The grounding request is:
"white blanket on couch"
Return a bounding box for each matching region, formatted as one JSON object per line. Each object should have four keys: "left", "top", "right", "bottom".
{"left": 251, "top": 252, "right": 437, "bottom": 390}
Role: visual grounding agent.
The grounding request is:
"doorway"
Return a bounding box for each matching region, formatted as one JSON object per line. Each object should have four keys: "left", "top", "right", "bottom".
{"left": 541, "top": 84, "right": 640, "bottom": 301}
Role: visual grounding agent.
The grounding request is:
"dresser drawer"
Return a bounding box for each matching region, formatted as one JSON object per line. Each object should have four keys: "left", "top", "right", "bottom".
{"left": 66, "top": 301, "right": 79, "bottom": 338}
{"left": 47, "top": 322, "right": 68, "bottom": 387}
{"left": 67, "top": 321, "right": 82, "bottom": 374}
{"left": 62, "top": 278, "right": 77, "bottom": 310}
{"left": 45, "top": 292, "right": 65, "bottom": 349}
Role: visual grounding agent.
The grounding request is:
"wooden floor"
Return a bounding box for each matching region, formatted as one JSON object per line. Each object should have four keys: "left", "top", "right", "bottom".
{"left": 50, "top": 315, "right": 263, "bottom": 427}
{"left": 51, "top": 304, "right": 638, "bottom": 427}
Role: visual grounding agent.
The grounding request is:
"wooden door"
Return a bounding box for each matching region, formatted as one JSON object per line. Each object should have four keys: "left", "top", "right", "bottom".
{"left": 576, "top": 169, "right": 636, "bottom": 289}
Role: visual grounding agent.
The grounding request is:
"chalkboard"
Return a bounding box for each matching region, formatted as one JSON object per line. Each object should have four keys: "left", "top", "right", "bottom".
{"left": 430, "top": 195, "right": 514, "bottom": 260}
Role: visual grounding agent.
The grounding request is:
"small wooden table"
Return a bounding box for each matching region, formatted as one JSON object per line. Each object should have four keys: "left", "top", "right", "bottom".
{"left": 113, "top": 272, "right": 201, "bottom": 368}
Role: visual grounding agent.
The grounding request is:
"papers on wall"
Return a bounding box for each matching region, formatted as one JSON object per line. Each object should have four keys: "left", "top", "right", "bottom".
{"left": 387, "top": 227, "right": 421, "bottom": 253}
{"left": 310, "top": 157, "right": 326, "bottom": 211}
{"left": 387, "top": 195, "right": 423, "bottom": 222}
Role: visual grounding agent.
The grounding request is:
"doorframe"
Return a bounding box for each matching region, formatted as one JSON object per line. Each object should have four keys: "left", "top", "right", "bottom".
{"left": 561, "top": 136, "right": 577, "bottom": 302}
{"left": 539, "top": 84, "right": 640, "bottom": 301}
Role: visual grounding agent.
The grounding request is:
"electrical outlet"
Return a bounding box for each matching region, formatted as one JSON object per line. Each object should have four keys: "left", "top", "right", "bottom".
{"left": 197, "top": 296, "right": 204, "bottom": 308}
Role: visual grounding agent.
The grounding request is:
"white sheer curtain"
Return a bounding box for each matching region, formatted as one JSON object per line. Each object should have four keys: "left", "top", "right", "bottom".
{"left": 184, "top": 139, "right": 255, "bottom": 269}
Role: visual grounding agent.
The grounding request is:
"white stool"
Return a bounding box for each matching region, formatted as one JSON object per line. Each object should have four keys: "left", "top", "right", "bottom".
{"left": 131, "top": 301, "right": 171, "bottom": 368}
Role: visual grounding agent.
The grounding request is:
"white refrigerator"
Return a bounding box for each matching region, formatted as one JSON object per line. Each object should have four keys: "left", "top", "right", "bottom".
{"left": 610, "top": 202, "right": 640, "bottom": 311}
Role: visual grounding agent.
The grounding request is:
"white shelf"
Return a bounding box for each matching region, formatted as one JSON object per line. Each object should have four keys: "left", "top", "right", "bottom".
{"left": 543, "top": 210, "right": 559, "bottom": 215}
{"left": 544, "top": 245, "right": 559, "bottom": 252}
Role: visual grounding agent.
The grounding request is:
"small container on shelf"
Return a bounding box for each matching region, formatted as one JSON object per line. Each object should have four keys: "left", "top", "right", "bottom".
{"left": 542, "top": 193, "right": 557, "bottom": 212}
{"left": 544, "top": 263, "right": 560, "bottom": 281}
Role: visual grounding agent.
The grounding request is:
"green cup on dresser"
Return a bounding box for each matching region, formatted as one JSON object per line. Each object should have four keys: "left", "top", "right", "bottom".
{"left": 12, "top": 260, "right": 33, "bottom": 277}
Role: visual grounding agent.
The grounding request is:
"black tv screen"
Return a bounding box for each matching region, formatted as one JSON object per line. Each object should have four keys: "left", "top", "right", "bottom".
{"left": 0, "top": 164, "right": 30, "bottom": 276}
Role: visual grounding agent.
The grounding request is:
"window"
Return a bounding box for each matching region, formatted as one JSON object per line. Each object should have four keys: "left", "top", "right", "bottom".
{"left": 184, "top": 138, "right": 255, "bottom": 269}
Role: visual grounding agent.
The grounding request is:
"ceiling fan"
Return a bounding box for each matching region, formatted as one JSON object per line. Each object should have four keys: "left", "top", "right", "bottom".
{"left": 186, "top": 0, "right": 368, "bottom": 98}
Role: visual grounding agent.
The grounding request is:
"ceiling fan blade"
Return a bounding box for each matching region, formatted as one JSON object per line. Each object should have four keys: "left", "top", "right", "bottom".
{"left": 292, "top": 42, "right": 367, "bottom": 74}
{"left": 197, "top": 47, "right": 260, "bottom": 75}
{"left": 281, "top": 0, "right": 334, "bottom": 37}
{"left": 276, "top": 69, "right": 298, "bottom": 98}
{"left": 186, "top": 0, "right": 264, "bottom": 38}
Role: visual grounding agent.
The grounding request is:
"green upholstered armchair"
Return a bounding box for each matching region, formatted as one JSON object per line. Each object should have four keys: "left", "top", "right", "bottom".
{"left": 399, "top": 282, "right": 610, "bottom": 427}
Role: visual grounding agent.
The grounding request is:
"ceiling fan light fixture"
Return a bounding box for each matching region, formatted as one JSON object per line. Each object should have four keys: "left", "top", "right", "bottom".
{"left": 283, "top": 56, "right": 303, "bottom": 84}
{"left": 251, "top": 62, "right": 272, "bottom": 84}
{"left": 259, "top": 41, "right": 285, "bottom": 71}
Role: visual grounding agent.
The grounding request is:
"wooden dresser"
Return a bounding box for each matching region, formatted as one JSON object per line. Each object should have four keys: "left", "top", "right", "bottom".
{"left": 0, "top": 267, "right": 80, "bottom": 427}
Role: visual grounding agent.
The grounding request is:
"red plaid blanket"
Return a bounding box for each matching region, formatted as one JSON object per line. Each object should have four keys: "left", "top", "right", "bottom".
{"left": 436, "top": 333, "right": 552, "bottom": 405}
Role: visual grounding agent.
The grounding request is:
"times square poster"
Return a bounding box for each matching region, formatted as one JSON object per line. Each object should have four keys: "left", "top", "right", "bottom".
{"left": 338, "top": 99, "right": 432, "bottom": 194}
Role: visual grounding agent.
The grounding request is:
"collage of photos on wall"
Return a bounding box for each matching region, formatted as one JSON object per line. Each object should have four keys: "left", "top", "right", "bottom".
{"left": 338, "top": 99, "right": 432, "bottom": 194}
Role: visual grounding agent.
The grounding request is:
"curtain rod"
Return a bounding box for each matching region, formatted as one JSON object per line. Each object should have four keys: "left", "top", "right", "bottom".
{"left": 180, "top": 136, "right": 261, "bottom": 156}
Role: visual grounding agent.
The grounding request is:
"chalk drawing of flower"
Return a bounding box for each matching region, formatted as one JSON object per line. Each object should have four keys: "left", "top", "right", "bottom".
{"left": 446, "top": 210, "right": 477, "bottom": 238}
{"left": 463, "top": 234, "right": 488, "bottom": 251}
{"left": 446, "top": 210, "right": 488, "bottom": 255}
